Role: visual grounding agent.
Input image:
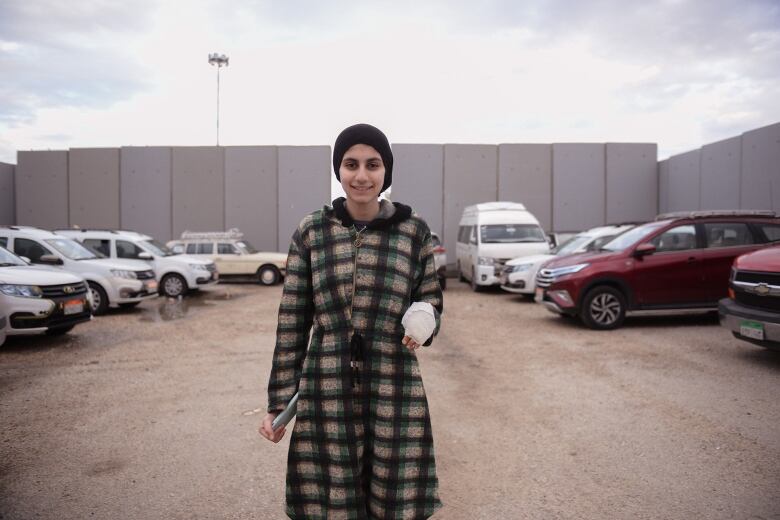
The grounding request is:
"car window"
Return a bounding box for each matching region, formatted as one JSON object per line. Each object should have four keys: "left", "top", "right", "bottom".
{"left": 117, "top": 240, "right": 145, "bottom": 259}
{"left": 15, "top": 238, "right": 51, "bottom": 263}
{"left": 758, "top": 223, "right": 780, "bottom": 242}
{"left": 218, "top": 243, "right": 237, "bottom": 254}
{"left": 171, "top": 243, "right": 184, "bottom": 254}
{"left": 480, "top": 224, "right": 546, "bottom": 244}
{"left": 83, "top": 238, "right": 111, "bottom": 257}
{"left": 703, "top": 223, "right": 754, "bottom": 248}
{"left": 588, "top": 235, "right": 617, "bottom": 251}
{"left": 197, "top": 243, "right": 213, "bottom": 254}
{"left": 0, "top": 237, "right": 7, "bottom": 248}
{"left": 186, "top": 243, "right": 197, "bottom": 254}
{"left": 651, "top": 225, "right": 697, "bottom": 252}
{"left": 469, "top": 226, "right": 477, "bottom": 245}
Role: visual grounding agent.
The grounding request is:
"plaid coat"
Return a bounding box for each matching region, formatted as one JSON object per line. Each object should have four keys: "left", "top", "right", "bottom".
{"left": 267, "top": 197, "right": 444, "bottom": 519}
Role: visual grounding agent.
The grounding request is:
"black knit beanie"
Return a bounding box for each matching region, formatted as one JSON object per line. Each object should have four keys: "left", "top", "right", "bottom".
{"left": 333, "top": 123, "right": 393, "bottom": 193}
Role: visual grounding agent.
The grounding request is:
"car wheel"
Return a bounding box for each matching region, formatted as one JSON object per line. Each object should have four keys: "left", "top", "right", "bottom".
{"left": 470, "top": 268, "right": 482, "bottom": 292}
{"left": 458, "top": 262, "right": 466, "bottom": 283}
{"left": 161, "top": 273, "right": 187, "bottom": 297}
{"left": 581, "top": 286, "right": 626, "bottom": 330}
{"left": 88, "top": 282, "right": 109, "bottom": 316}
{"left": 45, "top": 325, "right": 75, "bottom": 336}
{"left": 438, "top": 276, "right": 447, "bottom": 291}
{"left": 258, "top": 265, "right": 280, "bottom": 286}
{"left": 119, "top": 302, "right": 141, "bottom": 309}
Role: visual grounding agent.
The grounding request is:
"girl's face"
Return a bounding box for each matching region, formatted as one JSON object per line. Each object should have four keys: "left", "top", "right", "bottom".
{"left": 339, "top": 144, "right": 385, "bottom": 204}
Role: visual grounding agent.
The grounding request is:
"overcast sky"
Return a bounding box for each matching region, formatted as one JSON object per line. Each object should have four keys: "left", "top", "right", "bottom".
{"left": 1, "top": 0, "right": 779, "bottom": 165}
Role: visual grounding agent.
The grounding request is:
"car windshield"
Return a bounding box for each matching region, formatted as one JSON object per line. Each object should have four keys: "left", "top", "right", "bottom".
{"left": 0, "top": 246, "right": 27, "bottom": 266}
{"left": 236, "top": 241, "right": 258, "bottom": 254}
{"left": 480, "top": 224, "right": 546, "bottom": 243}
{"left": 142, "top": 239, "right": 174, "bottom": 257}
{"left": 44, "top": 238, "right": 98, "bottom": 260}
{"left": 553, "top": 235, "right": 592, "bottom": 255}
{"left": 600, "top": 222, "right": 668, "bottom": 251}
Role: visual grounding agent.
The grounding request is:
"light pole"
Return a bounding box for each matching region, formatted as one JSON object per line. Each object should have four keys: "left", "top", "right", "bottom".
{"left": 208, "top": 52, "right": 229, "bottom": 146}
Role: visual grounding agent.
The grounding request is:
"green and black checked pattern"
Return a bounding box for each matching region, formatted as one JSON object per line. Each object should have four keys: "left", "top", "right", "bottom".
{"left": 267, "top": 198, "right": 444, "bottom": 519}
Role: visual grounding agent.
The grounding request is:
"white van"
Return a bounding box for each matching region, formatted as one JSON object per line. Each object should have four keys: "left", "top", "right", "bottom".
{"left": 56, "top": 229, "right": 218, "bottom": 298}
{"left": 456, "top": 202, "right": 550, "bottom": 291}
{"left": 0, "top": 226, "right": 158, "bottom": 315}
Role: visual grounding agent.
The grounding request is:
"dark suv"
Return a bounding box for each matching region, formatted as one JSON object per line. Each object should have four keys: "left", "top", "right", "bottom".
{"left": 535, "top": 211, "right": 780, "bottom": 330}
{"left": 718, "top": 246, "right": 780, "bottom": 350}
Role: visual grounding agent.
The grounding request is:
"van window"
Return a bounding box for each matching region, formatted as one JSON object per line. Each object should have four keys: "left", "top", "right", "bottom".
{"left": 704, "top": 223, "right": 754, "bottom": 248}
{"left": 0, "top": 237, "right": 7, "bottom": 248}
{"left": 457, "top": 226, "right": 467, "bottom": 243}
{"left": 15, "top": 238, "right": 51, "bottom": 263}
{"left": 117, "top": 240, "right": 145, "bottom": 259}
{"left": 479, "top": 224, "right": 546, "bottom": 244}
{"left": 469, "top": 226, "right": 477, "bottom": 245}
{"left": 83, "top": 238, "right": 111, "bottom": 257}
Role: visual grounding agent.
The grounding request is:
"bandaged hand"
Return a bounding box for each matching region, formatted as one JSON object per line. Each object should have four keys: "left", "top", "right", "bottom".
{"left": 401, "top": 302, "right": 436, "bottom": 349}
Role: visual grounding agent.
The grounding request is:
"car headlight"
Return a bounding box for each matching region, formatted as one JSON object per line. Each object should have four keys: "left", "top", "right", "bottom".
{"left": 478, "top": 256, "right": 493, "bottom": 266}
{"left": 548, "top": 263, "right": 590, "bottom": 278}
{"left": 189, "top": 263, "right": 209, "bottom": 271}
{"left": 508, "top": 263, "right": 533, "bottom": 273}
{"left": 110, "top": 269, "right": 138, "bottom": 279}
{"left": 0, "top": 284, "right": 43, "bottom": 298}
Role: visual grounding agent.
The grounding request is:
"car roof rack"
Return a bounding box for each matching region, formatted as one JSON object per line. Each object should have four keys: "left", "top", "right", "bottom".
{"left": 179, "top": 228, "right": 243, "bottom": 240}
{"left": 655, "top": 210, "right": 776, "bottom": 221}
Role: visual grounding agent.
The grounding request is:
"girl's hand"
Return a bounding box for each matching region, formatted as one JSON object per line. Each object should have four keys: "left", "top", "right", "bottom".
{"left": 259, "top": 412, "right": 286, "bottom": 443}
{"left": 402, "top": 335, "right": 420, "bottom": 351}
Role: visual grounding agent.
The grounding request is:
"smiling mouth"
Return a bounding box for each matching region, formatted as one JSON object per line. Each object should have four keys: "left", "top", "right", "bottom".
{"left": 351, "top": 185, "right": 373, "bottom": 191}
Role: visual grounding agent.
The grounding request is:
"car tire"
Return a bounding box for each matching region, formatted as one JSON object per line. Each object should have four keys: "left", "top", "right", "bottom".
{"left": 45, "top": 325, "right": 75, "bottom": 336}
{"left": 470, "top": 268, "right": 482, "bottom": 292}
{"left": 119, "top": 302, "right": 141, "bottom": 309}
{"left": 88, "top": 282, "right": 109, "bottom": 316}
{"left": 580, "top": 286, "right": 626, "bottom": 330}
{"left": 161, "top": 273, "right": 187, "bottom": 298}
{"left": 458, "top": 262, "right": 466, "bottom": 283}
{"left": 438, "top": 276, "right": 447, "bottom": 291}
{"left": 258, "top": 265, "right": 280, "bottom": 286}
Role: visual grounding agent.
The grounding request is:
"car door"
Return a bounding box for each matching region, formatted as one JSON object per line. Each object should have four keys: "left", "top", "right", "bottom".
{"left": 632, "top": 224, "right": 708, "bottom": 307}
{"left": 699, "top": 221, "right": 762, "bottom": 302}
{"left": 215, "top": 242, "right": 242, "bottom": 274}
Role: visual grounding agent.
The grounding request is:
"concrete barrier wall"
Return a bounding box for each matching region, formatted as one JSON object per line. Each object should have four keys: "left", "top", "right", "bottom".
{"left": 225, "top": 146, "right": 278, "bottom": 252}
{"left": 442, "top": 144, "right": 498, "bottom": 260}
{"left": 606, "top": 143, "right": 657, "bottom": 224}
{"left": 498, "top": 144, "right": 552, "bottom": 232}
{"left": 69, "top": 148, "right": 120, "bottom": 229}
{"left": 700, "top": 137, "right": 741, "bottom": 210}
{"left": 658, "top": 160, "right": 670, "bottom": 214}
{"left": 740, "top": 123, "right": 780, "bottom": 211}
{"left": 0, "top": 162, "right": 14, "bottom": 225}
{"left": 667, "top": 149, "right": 701, "bottom": 212}
{"left": 172, "top": 147, "right": 225, "bottom": 238}
{"left": 552, "top": 144, "right": 605, "bottom": 231}
{"left": 392, "top": 144, "right": 444, "bottom": 236}
{"left": 16, "top": 151, "right": 69, "bottom": 229}
{"left": 277, "top": 146, "right": 331, "bottom": 248}
{"left": 120, "top": 147, "right": 172, "bottom": 242}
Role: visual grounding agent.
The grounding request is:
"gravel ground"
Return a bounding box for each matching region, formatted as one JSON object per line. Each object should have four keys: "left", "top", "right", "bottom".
{"left": 1, "top": 282, "right": 778, "bottom": 519}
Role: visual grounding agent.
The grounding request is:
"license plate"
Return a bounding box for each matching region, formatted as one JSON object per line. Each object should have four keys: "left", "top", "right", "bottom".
{"left": 535, "top": 287, "right": 544, "bottom": 303}
{"left": 64, "top": 299, "right": 84, "bottom": 315}
{"left": 145, "top": 280, "right": 158, "bottom": 292}
{"left": 740, "top": 320, "right": 764, "bottom": 340}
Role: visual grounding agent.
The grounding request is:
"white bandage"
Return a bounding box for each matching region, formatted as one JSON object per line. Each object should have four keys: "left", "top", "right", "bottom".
{"left": 401, "top": 302, "right": 436, "bottom": 345}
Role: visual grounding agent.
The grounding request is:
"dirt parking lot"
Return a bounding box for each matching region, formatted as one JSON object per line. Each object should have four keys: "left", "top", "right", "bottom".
{"left": 1, "top": 281, "right": 779, "bottom": 519}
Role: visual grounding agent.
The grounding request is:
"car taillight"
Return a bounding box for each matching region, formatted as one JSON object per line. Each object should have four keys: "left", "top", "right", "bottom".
{"left": 728, "top": 287, "right": 735, "bottom": 300}
{"left": 432, "top": 246, "right": 446, "bottom": 254}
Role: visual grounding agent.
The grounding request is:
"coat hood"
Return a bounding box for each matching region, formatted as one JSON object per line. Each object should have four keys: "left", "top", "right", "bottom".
{"left": 328, "top": 197, "right": 413, "bottom": 230}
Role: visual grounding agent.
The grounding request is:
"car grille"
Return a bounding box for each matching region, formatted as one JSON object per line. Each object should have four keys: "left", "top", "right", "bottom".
{"left": 536, "top": 269, "right": 554, "bottom": 289}
{"left": 135, "top": 270, "right": 156, "bottom": 280}
{"left": 735, "top": 270, "right": 780, "bottom": 286}
{"left": 40, "top": 282, "right": 88, "bottom": 298}
{"left": 734, "top": 291, "right": 780, "bottom": 312}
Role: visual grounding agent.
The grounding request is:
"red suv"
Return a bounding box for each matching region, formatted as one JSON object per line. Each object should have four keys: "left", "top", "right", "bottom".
{"left": 535, "top": 211, "right": 780, "bottom": 330}
{"left": 718, "top": 246, "right": 780, "bottom": 350}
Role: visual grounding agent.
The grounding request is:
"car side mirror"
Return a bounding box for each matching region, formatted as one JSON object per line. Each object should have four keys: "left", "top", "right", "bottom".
{"left": 138, "top": 252, "right": 153, "bottom": 260}
{"left": 633, "top": 243, "right": 656, "bottom": 258}
{"left": 547, "top": 233, "right": 557, "bottom": 249}
{"left": 39, "top": 254, "right": 64, "bottom": 265}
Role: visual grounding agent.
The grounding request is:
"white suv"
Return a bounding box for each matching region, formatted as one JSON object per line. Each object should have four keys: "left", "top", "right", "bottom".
{"left": 56, "top": 229, "right": 218, "bottom": 298}
{"left": 0, "top": 226, "right": 158, "bottom": 315}
{"left": 0, "top": 246, "right": 92, "bottom": 344}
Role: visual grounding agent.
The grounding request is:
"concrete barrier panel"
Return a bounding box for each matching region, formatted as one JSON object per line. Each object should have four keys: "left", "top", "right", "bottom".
{"left": 225, "top": 146, "right": 278, "bottom": 252}
{"left": 667, "top": 149, "right": 701, "bottom": 212}
{"left": 68, "top": 148, "right": 120, "bottom": 229}
{"left": 443, "top": 144, "right": 498, "bottom": 263}
{"left": 658, "top": 160, "right": 669, "bottom": 215}
{"left": 391, "top": 144, "right": 444, "bottom": 236}
{"left": 0, "top": 162, "right": 14, "bottom": 225}
{"left": 278, "top": 146, "right": 331, "bottom": 251}
{"left": 552, "top": 144, "right": 605, "bottom": 232}
{"left": 498, "top": 144, "right": 552, "bottom": 231}
{"left": 606, "top": 143, "right": 657, "bottom": 224}
{"left": 740, "top": 123, "right": 780, "bottom": 211}
{"left": 121, "top": 147, "right": 172, "bottom": 242}
{"left": 16, "top": 151, "right": 69, "bottom": 229}
{"left": 700, "top": 137, "right": 741, "bottom": 211}
{"left": 172, "top": 147, "right": 225, "bottom": 238}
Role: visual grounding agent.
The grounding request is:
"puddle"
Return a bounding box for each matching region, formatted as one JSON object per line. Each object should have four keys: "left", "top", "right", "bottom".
{"left": 138, "top": 288, "right": 245, "bottom": 322}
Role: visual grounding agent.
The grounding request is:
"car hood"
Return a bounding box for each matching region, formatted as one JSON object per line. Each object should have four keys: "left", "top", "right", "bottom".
{"left": 733, "top": 245, "right": 780, "bottom": 271}
{"left": 80, "top": 258, "right": 152, "bottom": 271}
{"left": 478, "top": 242, "right": 550, "bottom": 259}
{"left": 506, "top": 253, "right": 555, "bottom": 266}
{"left": 168, "top": 254, "right": 213, "bottom": 265}
{"left": 0, "top": 266, "right": 85, "bottom": 285}
{"left": 541, "top": 250, "right": 624, "bottom": 269}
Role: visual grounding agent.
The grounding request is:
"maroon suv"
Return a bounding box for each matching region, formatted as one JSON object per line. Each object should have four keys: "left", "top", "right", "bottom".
{"left": 535, "top": 211, "right": 780, "bottom": 330}
{"left": 718, "top": 246, "right": 780, "bottom": 350}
